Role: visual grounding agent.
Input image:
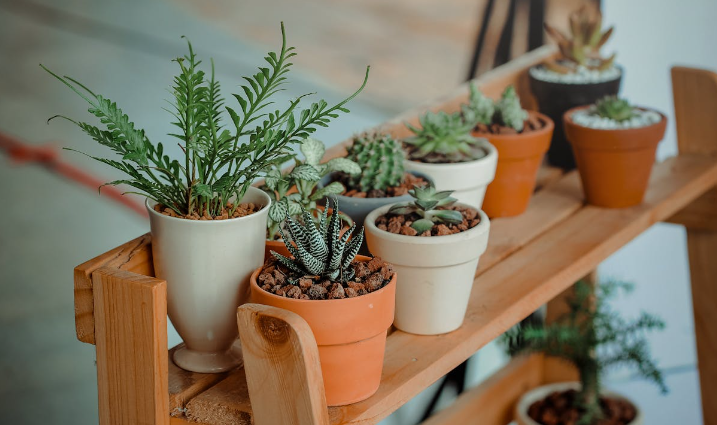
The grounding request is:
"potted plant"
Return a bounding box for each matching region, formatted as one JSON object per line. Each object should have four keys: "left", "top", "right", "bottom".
{"left": 250, "top": 198, "right": 396, "bottom": 406}
{"left": 262, "top": 137, "right": 360, "bottom": 258}
{"left": 529, "top": 4, "right": 621, "bottom": 169}
{"left": 318, "top": 133, "right": 432, "bottom": 253}
{"left": 402, "top": 109, "right": 497, "bottom": 208}
{"left": 468, "top": 84, "right": 554, "bottom": 217}
{"left": 504, "top": 280, "right": 667, "bottom": 425}
{"left": 43, "top": 24, "right": 369, "bottom": 373}
{"left": 564, "top": 96, "right": 667, "bottom": 208}
{"left": 364, "top": 183, "right": 490, "bottom": 335}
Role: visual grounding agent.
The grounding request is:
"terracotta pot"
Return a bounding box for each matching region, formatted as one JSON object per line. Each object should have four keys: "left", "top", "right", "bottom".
{"left": 403, "top": 139, "right": 497, "bottom": 209}
{"left": 529, "top": 66, "right": 623, "bottom": 170}
{"left": 564, "top": 106, "right": 667, "bottom": 208}
{"left": 479, "top": 111, "right": 554, "bottom": 217}
{"left": 365, "top": 204, "right": 490, "bottom": 335}
{"left": 249, "top": 255, "right": 396, "bottom": 406}
{"left": 147, "top": 187, "right": 270, "bottom": 373}
{"left": 515, "top": 382, "right": 643, "bottom": 425}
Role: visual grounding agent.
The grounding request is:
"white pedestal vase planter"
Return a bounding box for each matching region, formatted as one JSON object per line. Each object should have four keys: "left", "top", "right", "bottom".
{"left": 365, "top": 204, "right": 490, "bottom": 335}
{"left": 402, "top": 140, "right": 497, "bottom": 209}
{"left": 147, "top": 186, "right": 271, "bottom": 373}
{"left": 515, "top": 382, "right": 643, "bottom": 425}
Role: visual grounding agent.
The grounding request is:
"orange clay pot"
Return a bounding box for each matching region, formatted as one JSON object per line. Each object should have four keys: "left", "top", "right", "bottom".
{"left": 249, "top": 255, "right": 396, "bottom": 406}
{"left": 479, "top": 111, "right": 554, "bottom": 217}
{"left": 564, "top": 106, "right": 667, "bottom": 208}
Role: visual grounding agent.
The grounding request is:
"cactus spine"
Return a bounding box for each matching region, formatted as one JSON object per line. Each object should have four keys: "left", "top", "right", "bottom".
{"left": 345, "top": 133, "right": 405, "bottom": 192}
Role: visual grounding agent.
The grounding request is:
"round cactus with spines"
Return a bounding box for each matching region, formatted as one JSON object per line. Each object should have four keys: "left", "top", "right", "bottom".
{"left": 345, "top": 133, "right": 405, "bottom": 192}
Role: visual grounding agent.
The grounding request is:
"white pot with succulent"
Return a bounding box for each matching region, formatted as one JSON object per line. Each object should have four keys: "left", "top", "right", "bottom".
{"left": 365, "top": 184, "right": 490, "bottom": 335}
{"left": 43, "top": 23, "right": 369, "bottom": 373}
{"left": 402, "top": 107, "right": 497, "bottom": 209}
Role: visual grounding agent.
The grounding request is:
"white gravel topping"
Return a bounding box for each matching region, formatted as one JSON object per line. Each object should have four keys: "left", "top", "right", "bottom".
{"left": 530, "top": 64, "right": 621, "bottom": 84}
{"left": 571, "top": 107, "right": 662, "bottom": 129}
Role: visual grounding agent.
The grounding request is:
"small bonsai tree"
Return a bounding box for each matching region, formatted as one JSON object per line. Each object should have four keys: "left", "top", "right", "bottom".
{"left": 595, "top": 96, "right": 637, "bottom": 122}
{"left": 404, "top": 111, "right": 486, "bottom": 163}
{"left": 344, "top": 133, "right": 406, "bottom": 192}
{"left": 543, "top": 5, "right": 615, "bottom": 74}
{"left": 388, "top": 183, "right": 462, "bottom": 233}
{"left": 262, "top": 137, "right": 359, "bottom": 240}
{"left": 464, "top": 84, "right": 528, "bottom": 132}
{"left": 503, "top": 280, "right": 667, "bottom": 424}
{"left": 42, "top": 23, "right": 368, "bottom": 218}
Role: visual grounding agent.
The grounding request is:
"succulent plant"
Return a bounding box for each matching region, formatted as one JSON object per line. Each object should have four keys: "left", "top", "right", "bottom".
{"left": 594, "top": 96, "right": 637, "bottom": 122}
{"left": 388, "top": 183, "right": 463, "bottom": 233}
{"left": 462, "top": 82, "right": 495, "bottom": 126}
{"left": 344, "top": 133, "right": 405, "bottom": 192}
{"left": 543, "top": 5, "right": 615, "bottom": 74}
{"left": 272, "top": 198, "right": 363, "bottom": 283}
{"left": 404, "top": 111, "right": 487, "bottom": 163}
{"left": 494, "top": 86, "right": 529, "bottom": 131}
{"left": 262, "top": 137, "right": 360, "bottom": 240}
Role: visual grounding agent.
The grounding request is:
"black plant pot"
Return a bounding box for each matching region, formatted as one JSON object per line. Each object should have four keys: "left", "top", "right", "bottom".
{"left": 529, "top": 67, "right": 622, "bottom": 170}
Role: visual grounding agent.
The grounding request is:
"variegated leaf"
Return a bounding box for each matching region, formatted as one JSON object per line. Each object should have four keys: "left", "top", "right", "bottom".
{"left": 326, "top": 157, "right": 361, "bottom": 175}
{"left": 300, "top": 137, "right": 325, "bottom": 166}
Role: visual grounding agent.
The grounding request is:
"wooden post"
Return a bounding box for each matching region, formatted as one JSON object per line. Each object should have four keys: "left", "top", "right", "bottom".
{"left": 237, "top": 304, "right": 329, "bottom": 425}
{"left": 93, "top": 266, "right": 169, "bottom": 425}
{"left": 671, "top": 66, "right": 717, "bottom": 425}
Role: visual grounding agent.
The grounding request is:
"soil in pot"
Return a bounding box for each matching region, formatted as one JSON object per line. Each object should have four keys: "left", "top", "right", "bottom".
{"left": 333, "top": 172, "right": 429, "bottom": 199}
{"left": 528, "top": 389, "right": 637, "bottom": 425}
{"left": 374, "top": 205, "right": 481, "bottom": 237}
{"left": 474, "top": 111, "right": 554, "bottom": 217}
{"left": 153, "top": 202, "right": 259, "bottom": 220}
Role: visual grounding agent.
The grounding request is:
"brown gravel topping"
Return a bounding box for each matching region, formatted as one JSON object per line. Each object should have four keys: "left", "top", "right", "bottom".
{"left": 375, "top": 205, "right": 480, "bottom": 237}
{"left": 473, "top": 114, "right": 547, "bottom": 135}
{"left": 333, "top": 172, "right": 429, "bottom": 198}
{"left": 154, "top": 203, "right": 259, "bottom": 220}
{"left": 257, "top": 257, "right": 394, "bottom": 300}
{"left": 527, "top": 389, "right": 637, "bottom": 425}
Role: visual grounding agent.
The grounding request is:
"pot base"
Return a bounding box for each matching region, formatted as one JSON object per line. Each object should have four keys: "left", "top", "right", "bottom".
{"left": 173, "top": 340, "right": 243, "bottom": 373}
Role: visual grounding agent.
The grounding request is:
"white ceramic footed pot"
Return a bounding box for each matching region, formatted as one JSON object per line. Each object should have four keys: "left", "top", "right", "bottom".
{"left": 365, "top": 203, "right": 490, "bottom": 335}
{"left": 147, "top": 186, "right": 270, "bottom": 373}
{"left": 516, "top": 382, "right": 643, "bottom": 425}
{"left": 402, "top": 140, "right": 497, "bottom": 209}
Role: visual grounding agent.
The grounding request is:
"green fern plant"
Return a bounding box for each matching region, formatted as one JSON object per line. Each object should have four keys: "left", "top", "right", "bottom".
{"left": 41, "top": 23, "right": 369, "bottom": 218}
{"left": 272, "top": 198, "right": 363, "bottom": 283}
{"left": 344, "top": 133, "right": 405, "bottom": 192}
{"left": 503, "top": 280, "right": 667, "bottom": 425}
{"left": 387, "top": 183, "right": 463, "bottom": 233}
{"left": 262, "top": 137, "right": 360, "bottom": 240}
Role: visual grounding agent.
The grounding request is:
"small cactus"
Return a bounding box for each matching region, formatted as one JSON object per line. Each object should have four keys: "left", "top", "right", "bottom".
{"left": 544, "top": 4, "right": 615, "bottom": 74}
{"left": 595, "top": 96, "right": 636, "bottom": 122}
{"left": 495, "top": 86, "right": 528, "bottom": 131}
{"left": 462, "top": 82, "right": 495, "bottom": 126}
{"left": 388, "top": 183, "right": 463, "bottom": 233}
{"left": 345, "top": 133, "right": 405, "bottom": 192}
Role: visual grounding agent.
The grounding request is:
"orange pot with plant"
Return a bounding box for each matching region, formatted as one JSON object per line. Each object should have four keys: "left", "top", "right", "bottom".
{"left": 250, "top": 199, "right": 396, "bottom": 406}
{"left": 468, "top": 85, "right": 554, "bottom": 217}
{"left": 564, "top": 97, "right": 667, "bottom": 208}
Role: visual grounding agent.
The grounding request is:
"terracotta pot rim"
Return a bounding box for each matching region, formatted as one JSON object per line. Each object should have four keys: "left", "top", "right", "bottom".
{"left": 249, "top": 255, "right": 397, "bottom": 305}
{"left": 564, "top": 105, "right": 667, "bottom": 134}
{"left": 528, "top": 64, "right": 624, "bottom": 86}
{"left": 404, "top": 139, "right": 498, "bottom": 169}
{"left": 472, "top": 110, "right": 555, "bottom": 141}
{"left": 146, "top": 187, "right": 270, "bottom": 224}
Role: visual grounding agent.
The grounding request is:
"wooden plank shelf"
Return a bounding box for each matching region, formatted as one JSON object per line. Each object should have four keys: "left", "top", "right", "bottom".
{"left": 73, "top": 47, "right": 717, "bottom": 425}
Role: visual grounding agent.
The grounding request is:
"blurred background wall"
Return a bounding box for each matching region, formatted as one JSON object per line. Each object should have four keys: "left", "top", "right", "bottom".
{"left": 1, "top": 0, "right": 716, "bottom": 423}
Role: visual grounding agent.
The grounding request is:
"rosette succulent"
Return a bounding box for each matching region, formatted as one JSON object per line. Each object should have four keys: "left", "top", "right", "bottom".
{"left": 595, "top": 96, "right": 637, "bottom": 122}
{"left": 404, "top": 111, "right": 487, "bottom": 163}
{"left": 388, "top": 183, "right": 463, "bottom": 233}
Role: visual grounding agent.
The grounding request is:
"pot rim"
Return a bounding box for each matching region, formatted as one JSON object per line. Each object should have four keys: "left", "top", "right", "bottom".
{"left": 318, "top": 170, "right": 434, "bottom": 202}
{"left": 146, "top": 186, "right": 271, "bottom": 224}
{"left": 472, "top": 110, "right": 555, "bottom": 141}
{"left": 249, "top": 254, "right": 397, "bottom": 304}
{"left": 403, "top": 139, "right": 498, "bottom": 170}
{"left": 364, "top": 202, "right": 490, "bottom": 245}
{"left": 528, "top": 64, "right": 624, "bottom": 86}
{"left": 564, "top": 105, "right": 668, "bottom": 134}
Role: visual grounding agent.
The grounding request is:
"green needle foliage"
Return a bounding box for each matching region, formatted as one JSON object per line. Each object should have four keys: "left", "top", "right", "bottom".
{"left": 41, "top": 23, "right": 369, "bottom": 218}
{"left": 503, "top": 280, "right": 667, "bottom": 425}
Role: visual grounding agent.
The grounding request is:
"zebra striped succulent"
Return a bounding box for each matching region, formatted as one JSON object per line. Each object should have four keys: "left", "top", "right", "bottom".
{"left": 272, "top": 198, "right": 363, "bottom": 283}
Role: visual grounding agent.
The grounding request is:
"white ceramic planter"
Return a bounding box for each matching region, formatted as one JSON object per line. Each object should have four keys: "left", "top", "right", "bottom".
{"left": 402, "top": 140, "right": 497, "bottom": 209}
{"left": 147, "top": 186, "right": 270, "bottom": 373}
{"left": 364, "top": 203, "right": 490, "bottom": 335}
{"left": 515, "top": 382, "right": 643, "bottom": 425}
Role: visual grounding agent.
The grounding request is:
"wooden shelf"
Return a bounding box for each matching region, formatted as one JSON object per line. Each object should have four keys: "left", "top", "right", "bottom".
{"left": 73, "top": 47, "right": 717, "bottom": 425}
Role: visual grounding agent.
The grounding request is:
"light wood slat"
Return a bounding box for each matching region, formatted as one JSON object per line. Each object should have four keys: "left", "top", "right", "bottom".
{"left": 93, "top": 266, "right": 168, "bottom": 425}
{"left": 74, "top": 233, "right": 153, "bottom": 344}
{"left": 168, "top": 345, "right": 229, "bottom": 418}
{"left": 672, "top": 66, "right": 717, "bottom": 156}
{"left": 666, "top": 187, "right": 717, "bottom": 231}
{"left": 185, "top": 368, "right": 253, "bottom": 425}
{"left": 326, "top": 154, "right": 717, "bottom": 425}
{"left": 421, "top": 355, "right": 544, "bottom": 425}
{"left": 237, "top": 304, "right": 329, "bottom": 425}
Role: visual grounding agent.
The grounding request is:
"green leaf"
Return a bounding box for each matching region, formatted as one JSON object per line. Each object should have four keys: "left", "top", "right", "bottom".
{"left": 300, "top": 137, "right": 325, "bottom": 165}
{"left": 289, "top": 164, "right": 321, "bottom": 182}
{"left": 411, "top": 218, "right": 434, "bottom": 234}
{"left": 431, "top": 209, "right": 463, "bottom": 224}
{"left": 325, "top": 157, "right": 360, "bottom": 175}
{"left": 194, "top": 183, "right": 212, "bottom": 198}
{"left": 268, "top": 198, "right": 289, "bottom": 222}
{"left": 310, "top": 182, "right": 344, "bottom": 201}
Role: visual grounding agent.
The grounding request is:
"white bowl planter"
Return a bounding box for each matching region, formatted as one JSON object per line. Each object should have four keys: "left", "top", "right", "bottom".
{"left": 402, "top": 140, "right": 497, "bottom": 209}
{"left": 515, "top": 382, "right": 643, "bottom": 425}
{"left": 364, "top": 203, "right": 490, "bottom": 335}
{"left": 147, "top": 186, "right": 270, "bottom": 373}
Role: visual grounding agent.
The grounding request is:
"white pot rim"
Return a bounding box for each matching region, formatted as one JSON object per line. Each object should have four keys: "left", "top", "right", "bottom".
{"left": 364, "top": 202, "right": 490, "bottom": 246}
{"left": 146, "top": 186, "right": 271, "bottom": 225}
{"left": 403, "top": 139, "right": 498, "bottom": 171}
